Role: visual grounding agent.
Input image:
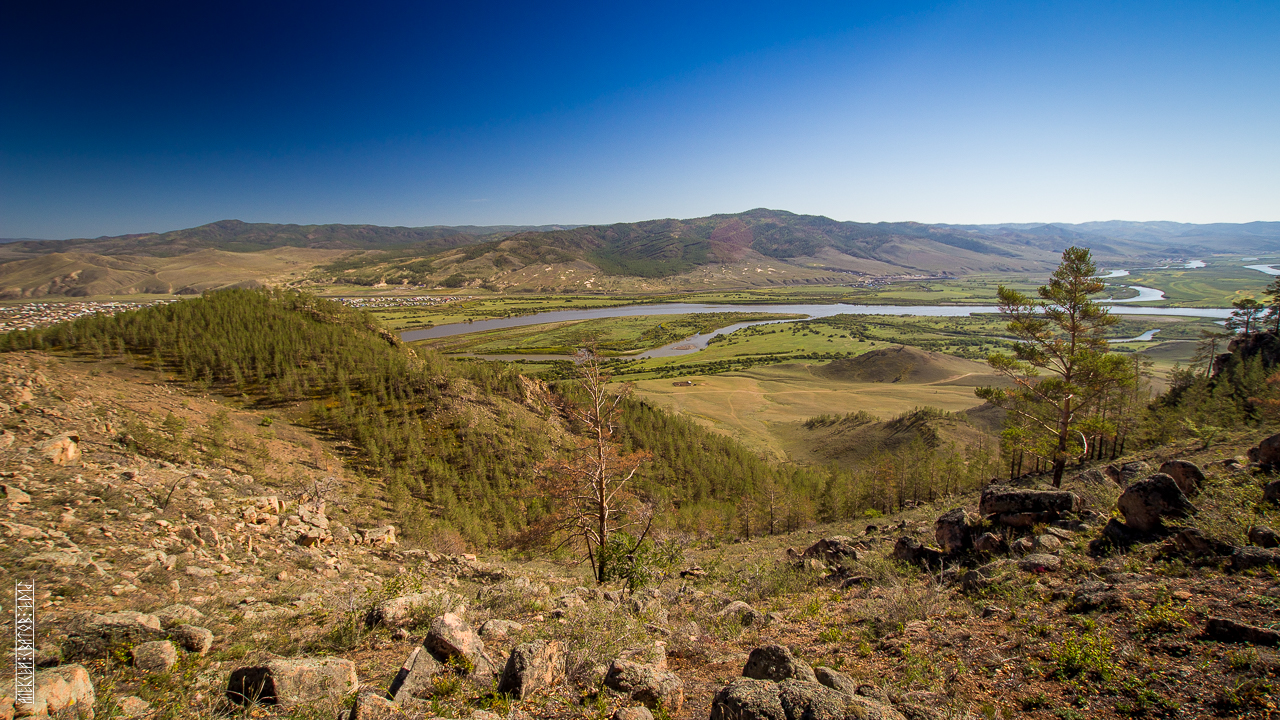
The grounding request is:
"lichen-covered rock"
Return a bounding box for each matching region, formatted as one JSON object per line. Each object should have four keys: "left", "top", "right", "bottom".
{"left": 802, "top": 537, "right": 861, "bottom": 564}
{"left": 603, "top": 659, "right": 684, "bottom": 712}
{"left": 1117, "top": 474, "right": 1196, "bottom": 533}
{"left": 741, "top": 644, "right": 817, "bottom": 684}
{"left": 934, "top": 508, "right": 978, "bottom": 554}
{"left": 813, "top": 666, "right": 858, "bottom": 697}
{"left": 10, "top": 664, "right": 96, "bottom": 719}
{"left": 478, "top": 619, "right": 523, "bottom": 638}
{"left": 497, "top": 640, "right": 564, "bottom": 699}
{"left": 226, "top": 657, "right": 357, "bottom": 707}
{"left": 979, "top": 486, "right": 1080, "bottom": 517}
{"left": 425, "top": 613, "right": 495, "bottom": 675}
{"left": 169, "top": 624, "right": 214, "bottom": 655}
{"left": 115, "top": 695, "right": 152, "bottom": 718}
{"left": 1104, "top": 461, "right": 1151, "bottom": 485}
{"left": 388, "top": 646, "right": 444, "bottom": 701}
{"left": 367, "top": 590, "right": 465, "bottom": 628}
{"left": 153, "top": 603, "right": 205, "bottom": 628}
{"left": 1204, "top": 617, "right": 1280, "bottom": 646}
{"left": 716, "top": 601, "right": 766, "bottom": 627}
{"left": 709, "top": 678, "right": 906, "bottom": 720}
{"left": 132, "top": 640, "right": 177, "bottom": 673}
{"left": 612, "top": 707, "right": 654, "bottom": 720}
{"left": 1017, "top": 554, "right": 1062, "bottom": 572}
{"left": 348, "top": 691, "right": 409, "bottom": 720}
{"left": 39, "top": 433, "right": 81, "bottom": 465}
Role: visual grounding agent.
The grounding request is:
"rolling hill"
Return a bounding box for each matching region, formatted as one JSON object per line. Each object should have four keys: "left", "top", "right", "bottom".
{"left": 3, "top": 211, "right": 1277, "bottom": 297}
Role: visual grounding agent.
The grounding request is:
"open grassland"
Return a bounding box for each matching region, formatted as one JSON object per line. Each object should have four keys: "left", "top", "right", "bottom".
{"left": 629, "top": 361, "right": 994, "bottom": 461}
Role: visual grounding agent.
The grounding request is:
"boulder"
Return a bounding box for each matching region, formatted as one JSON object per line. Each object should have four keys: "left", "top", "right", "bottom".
{"left": 169, "top": 624, "right": 214, "bottom": 655}
{"left": 979, "top": 486, "right": 1080, "bottom": 517}
{"left": 132, "top": 640, "right": 177, "bottom": 673}
{"left": 1117, "top": 474, "right": 1196, "bottom": 533}
{"left": 64, "top": 610, "right": 163, "bottom": 659}
{"left": 1017, "top": 554, "right": 1062, "bottom": 572}
{"left": 12, "top": 664, "right": 95, "bottom": 719}
{"left": 716, "top": 601, "right": 766, "bottom": 627}
{"left": 709, "top": 678, "right": 906, "bottom": 720}
{"left": 1158, "top": 460, "right": 1205, "bottom": 497}
{"left": 226, "top": 657, "right": 357, "bottom": 707}
{"left": 603, "top": 660, "right": 684, "bottom": 712}
{"left": 1230, "top": 546, "right": 1280, "bottom": 572}
{"left": 813, "top": 666, "right": 858, "bottom": 697}
{"left": 612, "top": 708, "right": 654, "bottom": 720}
{"left": 891, "top": 537, "right": 944, "bottom": 568}
{"left": 1204, "top": 617, "right": 1280, "bottom": 646}
{"left": 741, "top": 644, "right": 817, "bottom": 684}
{"left": 1, "top": 484, "right": 30, "bottom": 505}
{"left": 425, "top": 613, "right": 494, "bottom": 675}
{"left": 497, "top": 640, "right": 564, "bottom": 699}
{"left": 1265, "top": 480, "right": 1280, "bottom": 505}
{"left": 388, "top": 646, "right": 444, "bottom": 701}
{"left": 39, "top": 433, "right": 81, "bottom": 465}
{"left": 972, "top": 532, "right": 1006, "bottom": 555}
{"left": 1247, "top": 432, "right": 1280, "bottom": 468}
{"left": 1248, "top": 525, "right": 1280, "bottom": 548}
{"left": 359, "top": 525, "right": 398, "bottom": 546}
{"left": 934, "top": 508, "right": 978, "bottom": 554}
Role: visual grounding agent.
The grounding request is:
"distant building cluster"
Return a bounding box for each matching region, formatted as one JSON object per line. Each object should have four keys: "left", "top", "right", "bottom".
{"left": 334, "top": 295, "right": 472, "bottom": 309}
{"left": 0, "top": 300, "right": 174, "bottom": 333}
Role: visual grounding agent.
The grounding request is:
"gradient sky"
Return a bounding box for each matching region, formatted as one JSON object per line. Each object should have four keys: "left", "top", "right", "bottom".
{"left": 3, "top": 0, "right": 1278, "bottom": 238}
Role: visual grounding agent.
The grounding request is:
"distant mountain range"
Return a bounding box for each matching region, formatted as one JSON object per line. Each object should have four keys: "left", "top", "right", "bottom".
{"left": 1, "top": 211, "right": 1278, "bottom": 297}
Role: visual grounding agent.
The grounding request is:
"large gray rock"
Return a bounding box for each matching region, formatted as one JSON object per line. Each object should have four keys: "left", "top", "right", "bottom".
{"left": 1117, "top": 474, "right": 1196, "bottom": 532}
{"left": 348, "top": 691, "right": 409, "bottom": 720}
{"left": 65, "top": 610, "right": 164, "bottom": 659}
{"left": 1158, "top": 460, "right": 1205, "bottom": 497}
{"left": 1103, "top": 461, "right": 1151, "bottom": 484}
{"left": 1017, "top": 554, "right": 1062, "bottom": 572}
{"left": 132, "top": 640, "right": 177, "bottom": 673}
{"left": 10, "top": 664, "right": 95, "bottom": 719}
{"left": 709, "top": 678, "right": 906, "bottom": 720}
{"left": 716, "top": 601, "right": 766, "bottom": 627}
{"left": 603, "top": 659, "right": 684, "bottom": 712}
{"left": 388, "top": 646, "right": 444, "bottom": 701}
{"left": 934, "top": 508, "right": 978, "bottom": 554}
{"left": 425, "top": 612, "right": 495, "bottom": 675}
{"left": 741, "top": 645, "right": 817, "bottom": 684}
{"left": 226, "top": 657, "right": 357, "bottom": 707}
{"left": 813, "top": 666, "right": 858, "bottom": 697}
{"left": 497, "top": 640, "right": 564, "bottom": 699}
{"left": 478, "top": 619, "right": 523, "bottom": 638}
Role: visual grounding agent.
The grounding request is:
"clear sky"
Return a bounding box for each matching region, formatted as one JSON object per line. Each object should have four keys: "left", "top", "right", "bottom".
{"left": 3, "top": 0, "right": 1277, "bottom": 239}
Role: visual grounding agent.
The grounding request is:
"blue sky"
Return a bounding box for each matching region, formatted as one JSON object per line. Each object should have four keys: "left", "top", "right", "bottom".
{"left": 2, "top": 0, "right": 1277, "bottom": 238}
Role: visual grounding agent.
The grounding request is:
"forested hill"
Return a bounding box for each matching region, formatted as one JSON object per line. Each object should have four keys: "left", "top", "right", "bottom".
{"left": 0, "top": 289, "right": 845, "bottom": 545}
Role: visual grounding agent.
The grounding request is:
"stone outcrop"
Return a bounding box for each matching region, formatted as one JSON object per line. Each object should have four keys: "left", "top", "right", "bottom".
{"left": 425, "top": 613, "right": 495, "bottom": 676}
{"left": 978, "top": 486, "right": 1080, "bottom": 527}
{"left": 741, "top": 644, "right": 817, "bottom": 684}
{"left": 132, "top": 640, "right": 177, "bottom": 673}
{"left": 64, "top": 610, "right": 164, "bottom": 660}
{"left": 10, "top": 664, "right": 96, "bottom": 719}
{"left": 891, "top": 537, "right": 945, "bottom": 568}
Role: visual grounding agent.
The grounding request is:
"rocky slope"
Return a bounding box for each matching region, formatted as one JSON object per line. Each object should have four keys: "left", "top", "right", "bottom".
{"left": 1, "top": 350, "right": 1279, "bottom": 720}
